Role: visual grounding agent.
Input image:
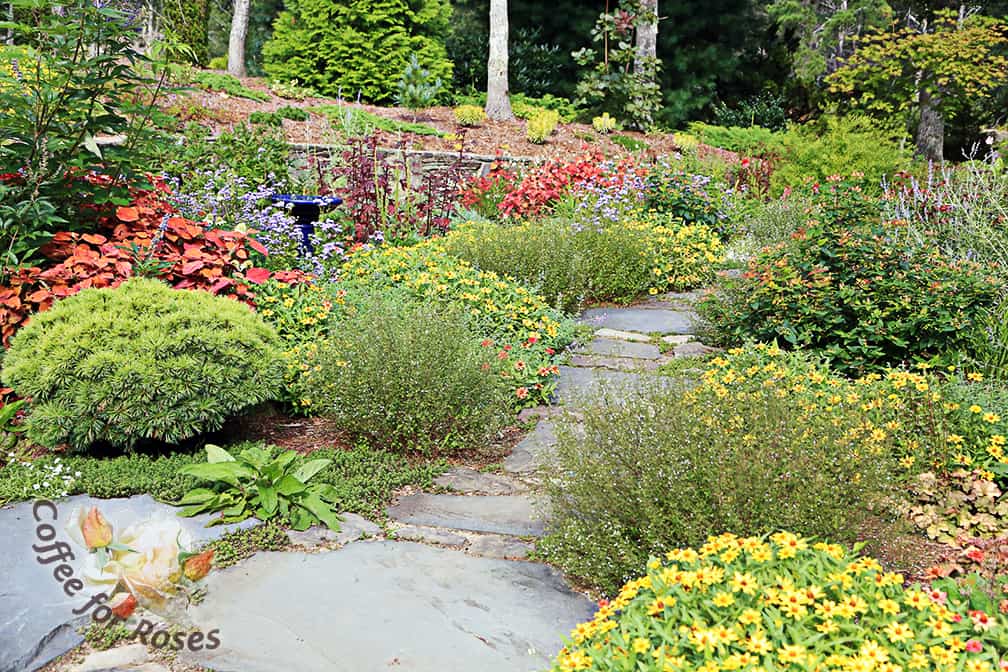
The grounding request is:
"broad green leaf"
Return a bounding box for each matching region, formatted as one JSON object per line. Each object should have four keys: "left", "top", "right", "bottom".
{"left": 294, "top": 459, "right": 332, "bottom": 484}
{"left": 206, "top": 444, "right": 235, "bottom": 463}
{"left": 276, "top": 474, "right": 307, "bottom": 497}
{"left": 259, "top": 485, "right": 278, "bottom": 515}
{"left": 298, "top": 495, "right": 342, "bottom": 531}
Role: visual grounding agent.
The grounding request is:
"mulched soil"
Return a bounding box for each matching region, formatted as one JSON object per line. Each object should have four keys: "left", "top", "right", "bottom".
{"left": 164, "top": 74, "right": 689, "bottom": 163}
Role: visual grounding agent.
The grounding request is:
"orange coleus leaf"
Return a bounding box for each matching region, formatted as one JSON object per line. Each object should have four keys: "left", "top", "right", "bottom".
{"left": 181, "top": 260, "right": 204, "bottom": 275}
{"left": 26, "top": 289, "right": 50, "bottom": 304}
{"left": 81, "top": 233, "right": 107, "bottom": 245}
{"left": 116, "top": 206, "right": 139, "bottom": 222}
{"left": 244, "top": 267, "right": 271, "bottom": 284}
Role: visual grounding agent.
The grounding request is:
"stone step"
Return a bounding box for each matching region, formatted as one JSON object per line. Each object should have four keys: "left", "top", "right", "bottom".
{"left": 503, "top": 420, "right": 557, "bottom": 475}
{"left": 387, "top": 493, "right": 547, "bottom": 537}
{"left": 567, "top": 353, "right": 664, "bottom": 372}
{"left": 577, "top": 337, "right": 661, "bottom": 360}
{"left": 433, "top": 467, "right": 527, "bottom": 495}
{"left": 180, "top": 543, "right": 594, "bottom": 672}
{"left": 579, "top": 306, "right": 695, "bottom": 335}
{"left": 389, "top": 524, "right": 534, "bottom": 560}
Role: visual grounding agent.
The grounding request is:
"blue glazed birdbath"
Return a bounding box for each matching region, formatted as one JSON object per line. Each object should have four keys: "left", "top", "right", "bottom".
{"left": 270, "top": 194, "right": 343, "bottom": 253}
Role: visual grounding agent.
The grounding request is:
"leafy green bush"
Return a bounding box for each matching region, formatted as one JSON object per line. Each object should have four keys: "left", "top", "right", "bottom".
{"left": 687, "top": 121, "right": 783, "bottom": 155}
{"left": 698, "top": 216, "right": 1003, "bottom": 374}
{"left": 609, "top": 134, "right": 648, "bottom": 153}
{"left": 453, "top": 104, "right": 486, "bottom": 127}
{"left": 2, "top": 279, "right": 284, "bottom": 451}
{"left": 0, "top": 3, "right": 170, "bottom": 266}
{"left": 179, "top": 443, "right": 342, "bottom": 529}
{"left": 340, "top": 244, "right": 574, "bottom": 406}
{"left": 539, "top": 376, "right": 900, "bottom": 594}
{"left": 263, "top": 0, "right": 453, "bottom": 103}
{"left": 294, "top": 292, "right": 510, "bottom": 452}
{"left": 549, "top": 532, "right": 1008, "bottom": 671}
{"left": 160, "top": 121, "right": 292, "bottom": 189}
{"left": 527, "top": 110, "right": 560, "bottom": 144}
{"left": 712, "top": 91, "right": 788, "bottom": 130}
{"left": 646, "top": 162, "right": 731, "bottom": 236}
{"left": 689, "top": 116, "right": 913, "bottom": 196}
{"left": 437, "top": 217, "right": 722, "bottom": 312}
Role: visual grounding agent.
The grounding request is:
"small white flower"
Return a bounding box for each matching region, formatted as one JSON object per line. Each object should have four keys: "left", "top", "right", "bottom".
{"left": 32, "top": 483, "right": 39, "bottom": 490}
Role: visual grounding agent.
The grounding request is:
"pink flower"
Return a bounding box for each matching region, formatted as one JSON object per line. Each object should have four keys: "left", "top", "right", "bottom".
{"left": 966, "top": 639, "right": 983, "bottom": 653}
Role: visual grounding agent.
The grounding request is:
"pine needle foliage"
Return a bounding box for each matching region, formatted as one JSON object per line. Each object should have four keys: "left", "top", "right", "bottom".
{"left": 3, "top": 279, "right": 284, "bottom": 452}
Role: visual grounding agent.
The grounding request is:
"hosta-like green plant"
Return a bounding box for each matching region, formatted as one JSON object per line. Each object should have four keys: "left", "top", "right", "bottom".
{"left": 178, "top": 444, "right": 342, "bottom": 530}
{"left": 2, "top": 279, "right": 283, "bottom": 451}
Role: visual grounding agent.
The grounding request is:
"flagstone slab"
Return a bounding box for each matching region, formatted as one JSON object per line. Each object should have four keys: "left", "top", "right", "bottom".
{"left": 503, "top": 421, "right": 557, "bottom": 475}
{"left": 181, "top": 542, "right": 595, "bottom": 672}
{"left": 579, "top": 307, "right": 695, "bottom": 335}
{"left": 580, "top": 338, "right": 661, "bottom": 359}
{"left": 434, "top": 467, "right": 526, "bottom": 495}
{"left": 0, "top": 495, "right": 254, "bottom": 672}
{"left": 387, "top": 493, "right": 546, "bottom": 537}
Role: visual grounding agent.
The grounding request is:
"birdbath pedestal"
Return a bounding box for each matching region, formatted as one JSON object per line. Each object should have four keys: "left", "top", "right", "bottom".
{"left": 270, "top": 194, "right": 343, "bottom": 254}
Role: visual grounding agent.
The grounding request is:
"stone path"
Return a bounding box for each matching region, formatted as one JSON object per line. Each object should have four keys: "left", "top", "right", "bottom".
{"left": 0, "top": 293, "right": 713, "bottom": 672}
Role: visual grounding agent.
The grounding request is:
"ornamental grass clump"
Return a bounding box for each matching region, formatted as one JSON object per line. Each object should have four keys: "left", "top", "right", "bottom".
{"left": 539, "top": 375, "right": 899, "bottom": 594}
{"left": 294, "top": 292, "right": 510, "bottom": 453}
{"left": 2, "top": 279, "right": 283, "bottom": 451}
{"left": 550, "top": 531, "right": 1008, "bottom": 672}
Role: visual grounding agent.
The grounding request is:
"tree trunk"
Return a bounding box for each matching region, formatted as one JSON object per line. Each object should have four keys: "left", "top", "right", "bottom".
{"left": 915, "top": 87, "right": 944, "bottom": 163}
{"left": 485, "top": 0, "right": 514, "bottom": 121}
{"left": 634, "top": 0, "right": 658, "bottom": 76}
{"left": 228, "top": 0, "right": 250, "bottom": 77}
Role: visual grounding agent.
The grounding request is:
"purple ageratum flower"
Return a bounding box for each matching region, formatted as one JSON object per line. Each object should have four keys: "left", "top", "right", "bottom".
{"left": 571, "top": 170, "right": 648, "bottom": 231}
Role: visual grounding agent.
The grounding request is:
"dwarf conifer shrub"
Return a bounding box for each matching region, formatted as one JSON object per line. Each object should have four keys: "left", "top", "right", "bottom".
{"left": 3, "top": 279, "right": 283, "bottom": 451}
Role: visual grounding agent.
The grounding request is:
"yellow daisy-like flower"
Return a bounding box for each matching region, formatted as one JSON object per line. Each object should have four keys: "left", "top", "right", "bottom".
{"left": 777, "top": 644, "right": 806, "bottom": 666}
{"left": 883, "top": 622, "right": 914, "bottom": 643}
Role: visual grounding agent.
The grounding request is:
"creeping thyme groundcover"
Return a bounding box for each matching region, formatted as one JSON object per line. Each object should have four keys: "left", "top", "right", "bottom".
{"left": 552, "top": 532, "right": 1008, "bottom": 672}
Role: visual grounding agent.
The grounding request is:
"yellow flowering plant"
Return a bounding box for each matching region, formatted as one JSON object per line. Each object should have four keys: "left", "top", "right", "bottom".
{"left": 701, "top": 343, "right": 1008, "bottom": 477}
{"left": 552, "top": 532, "right": 1008, "bottom": 672}
{"left": 340, "top": 244, "right": 575, "bottom": 406}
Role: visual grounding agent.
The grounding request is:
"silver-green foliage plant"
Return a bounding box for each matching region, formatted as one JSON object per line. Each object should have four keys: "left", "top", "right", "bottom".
{"left": 178, "top": 444, "right": 342, "bottom": 530}
{"left": 295, "top": 292, "right": 509, "bottom": 453}
{"left": 395, "top": 54, "right": 442, "bottom": 121}
{"left": 2, "top": 279, "right": 284, "bottom": 451}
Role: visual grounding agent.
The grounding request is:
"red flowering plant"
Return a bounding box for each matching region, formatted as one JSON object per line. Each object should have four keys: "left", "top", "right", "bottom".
{"left": 0, "top": 177, "right": 279, "bottom": 347}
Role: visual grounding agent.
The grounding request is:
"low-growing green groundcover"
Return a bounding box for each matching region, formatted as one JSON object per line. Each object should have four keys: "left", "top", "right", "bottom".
{"left": 0, "top": 443, "right": 447, "bottom": 516}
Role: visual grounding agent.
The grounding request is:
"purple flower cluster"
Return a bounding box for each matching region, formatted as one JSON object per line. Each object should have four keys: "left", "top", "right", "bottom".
{"left": 571, "top": 171, "right": 648, "bottom": 231}
{"left": 167, "top": 168, "right": 347, "bottom": 279}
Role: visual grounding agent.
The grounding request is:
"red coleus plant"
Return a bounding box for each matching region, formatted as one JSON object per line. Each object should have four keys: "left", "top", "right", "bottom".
{"left": 0, "top": 178, "right": 285, "bottom": 346}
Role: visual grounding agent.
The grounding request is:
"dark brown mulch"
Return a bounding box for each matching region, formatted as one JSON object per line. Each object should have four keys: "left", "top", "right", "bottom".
{"left": 162, "top": 73, "right": 691, "bottom": 164}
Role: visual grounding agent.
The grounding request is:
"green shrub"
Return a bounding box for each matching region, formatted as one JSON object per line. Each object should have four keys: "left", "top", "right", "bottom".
{"left": 645, "top": 162, "right": 731, "bottom": 237}
{"left": 249, "top": 106, "right": 310, "bottom": 127}
{"left": 698, "top": 216, "right": 1003, "bottom": 375}
{"left": 2, "top": 279, "right": 284, "bottom": 451}
{"left": 712, "top": 91, "right": 788, "bottom": 130}
{"left": 160, "top": 121, "right": 292, "bottom": 188}
{"left": 539, "top": 376, "right": 900, "bottom": 594}
{"left": 207, "top": 56, "right": 227, "bottom": 70}
{"left": 527, "top": 109, "right": 560, "bottom": 144}
{"left": 395, "top": 54, "right": 442, "bottom": 120}
{"left": 262, "top": 0, "right": 453, "bottom": 103}
{"left": 687, "top": 121, "right": 783, "bottom": 155}
{"left": 295, "top": 292, "right": 510, "bottom": 452}
{"left": 453, "top": 104, "right": 487, "bottom": 127}
{"left": 771, "top": 116, "right": 911, "bottom": 195}
{"left": 727, "top": 191, "right": 811, "bottom": 251}
{"left": 339, "top": 243, "right": 574, "bottom": 407}
{"left": 689, "top": 116, "right": 913, "bottom": 196}
{"left": 549, "top": 532, "right": 1008, "bottom": 671}
{"left": 438, "top": 217, "right": 721, "bottom": 312}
